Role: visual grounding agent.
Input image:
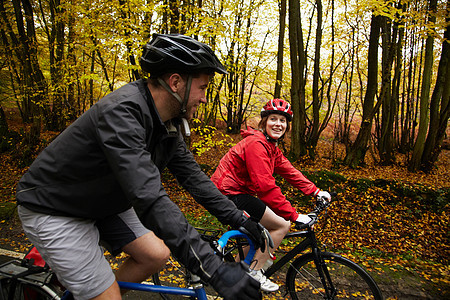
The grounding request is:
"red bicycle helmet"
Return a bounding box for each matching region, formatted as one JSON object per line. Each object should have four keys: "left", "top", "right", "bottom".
{"left": 261, "top": 99, "right": 293, "bottom": 121}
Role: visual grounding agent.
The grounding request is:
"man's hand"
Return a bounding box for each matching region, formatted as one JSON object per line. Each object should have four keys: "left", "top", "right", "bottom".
{"left": 238, "top": 214, "right": 266, "bottom": 253}
{"left": 209, "top": 262, "right": 261, "bottom": 300}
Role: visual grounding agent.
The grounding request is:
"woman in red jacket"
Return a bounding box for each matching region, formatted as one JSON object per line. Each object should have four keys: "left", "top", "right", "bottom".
{"left": 211, "top": 99, "right": 331, "bottom": 292}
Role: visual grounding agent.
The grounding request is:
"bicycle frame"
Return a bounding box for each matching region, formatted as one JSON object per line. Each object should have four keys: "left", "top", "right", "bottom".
{"left": 118, "top": 280, "right": 208, "bottom": 299}
{"left": 263, "top": 230, "right": 311, "bottom": 278}
{"left": 120, "top": 231, "right": 253, "bottom": 300}
{"left": 58, "top": 230, "right": 253, "bottom": 300}
{"left": 60, "top": 270, "right": 210, "bottom": 300}
{"left": 263, "top": 227, "right": 338, "bottom": 298}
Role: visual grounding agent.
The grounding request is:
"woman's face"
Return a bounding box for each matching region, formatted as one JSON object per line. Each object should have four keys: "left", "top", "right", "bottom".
{"left": 265, "top": 114, "right": 287, "bottom": 140}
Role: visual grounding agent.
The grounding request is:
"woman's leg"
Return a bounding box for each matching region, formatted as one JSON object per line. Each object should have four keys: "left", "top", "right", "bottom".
{"left": 252, "top": 206, "right": 290, "bottom": 270}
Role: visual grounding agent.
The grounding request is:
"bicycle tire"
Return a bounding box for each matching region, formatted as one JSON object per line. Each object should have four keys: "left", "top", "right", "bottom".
{"left": 0, "top": 277, "right": 63, "bottom": 300}
{"left": 149, "top": 255, "right": 188, "bottom": 300}
{"left": 286, "top": 252, "right": 383, "bottom": 300}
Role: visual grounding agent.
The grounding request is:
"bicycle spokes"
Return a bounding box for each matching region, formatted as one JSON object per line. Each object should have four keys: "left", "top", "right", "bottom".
{"left": 290, "top": 260, "right": 336, "bottom": 298}
{"left": 288, "top": 253, "right": 380, "bottom": 299}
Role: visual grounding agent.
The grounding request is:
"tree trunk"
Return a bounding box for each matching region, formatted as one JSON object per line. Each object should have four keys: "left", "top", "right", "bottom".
{"left": 0, "top": 106, "right": 8, "bottom": 139}
{"left": 2, "top": 0, "right": 47, "bottom": 127}
{"left": 409, "top": 0, "right": 437, "bottom": 172}
{"left": 169, "top": 0, "right": 180, "bottom": 33}
{"left": 421, "top": 2, "right": 450, "bottom": 172}
{"left": 392, "top": 3, "right": 405, "bottom": 150}
{"left": 309, "top": 0, "right": 323, "bottom": 160}
{"left": 344, "top": 14, "right": 382, "bottom": 168}
{"left": 67, "top": 3, "right": 77, "bottom": 118}
{"left": 118, "top": 0, "right": 140, "bottom": 82}
{"left": 378, "top": 16, "right": 396, "bottom": 165}
{"left": 274, "top": 0, "right": 286, "bottom": 98}
{"left": 288, "top": 0, "right": 307, "bottom": 159}
{"left": 46, "top": 0, "right": 66, "bottom": 131}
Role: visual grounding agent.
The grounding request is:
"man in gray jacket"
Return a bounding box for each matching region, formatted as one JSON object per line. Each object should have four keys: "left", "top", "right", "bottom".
{"left": 16, "top": 34, "right": 262, "bottom": 300}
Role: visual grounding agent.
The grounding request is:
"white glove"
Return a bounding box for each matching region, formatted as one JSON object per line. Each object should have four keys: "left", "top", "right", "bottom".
{"left": 296, "top": 214, "right": 312, "bottom": 224}
{"left": 317, "top": 190, "right": 331, "bottom": 201}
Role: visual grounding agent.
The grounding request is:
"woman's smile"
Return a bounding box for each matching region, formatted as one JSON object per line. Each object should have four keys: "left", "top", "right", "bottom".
{"left": 266, "top": 114, "right": 287, "bottom": 140}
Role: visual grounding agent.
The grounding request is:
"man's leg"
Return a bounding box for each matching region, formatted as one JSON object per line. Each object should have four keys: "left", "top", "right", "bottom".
{"left": 90, "top": 281, "right": 121, "bottom": 300}
{"left": 115, "top": 231, "right": 170, "bottom": 284}
{"left": 18, "top": 205, "right": 121, "bottom": 299}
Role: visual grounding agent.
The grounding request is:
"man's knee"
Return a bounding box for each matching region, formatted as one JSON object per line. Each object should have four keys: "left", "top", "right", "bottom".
{"left": 123, "top": 232, "right": 170, "bottom": 266}
{"left": 153, "top": 243, "right": 170, "bottom": 263}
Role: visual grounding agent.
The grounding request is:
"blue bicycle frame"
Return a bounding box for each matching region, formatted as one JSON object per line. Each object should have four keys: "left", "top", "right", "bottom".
{"left": 117, "top": 281, "right": 208, "bottom": 299}
{"left": 61, "top": 230, "right": 254, "bottom": 300}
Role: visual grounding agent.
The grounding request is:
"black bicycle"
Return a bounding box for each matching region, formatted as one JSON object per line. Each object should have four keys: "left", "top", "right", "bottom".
{"left": 154, "top": 195, "right": 383, "bottom": 300}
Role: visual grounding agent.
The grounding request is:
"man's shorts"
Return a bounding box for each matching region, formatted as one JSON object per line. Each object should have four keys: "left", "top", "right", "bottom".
{"left": 227, "top": 194, "right": 266, "bottom": 221}
{"left": 18, "top": 205, "right": 149, "bottom": 299}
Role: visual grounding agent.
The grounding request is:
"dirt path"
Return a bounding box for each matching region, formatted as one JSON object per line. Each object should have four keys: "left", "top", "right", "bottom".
{"left": 0, "top": 214, "right": 447, "bottom": 300}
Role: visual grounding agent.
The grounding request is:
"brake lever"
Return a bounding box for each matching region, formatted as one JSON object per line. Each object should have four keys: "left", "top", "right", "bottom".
{"left": 262, "top": 227, "right": 276, "bottom": 260}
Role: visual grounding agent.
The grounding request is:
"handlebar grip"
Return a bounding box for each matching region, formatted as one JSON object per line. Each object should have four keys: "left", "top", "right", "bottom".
{"left": 217, "top": 230, "right": 255, "bottom": 265}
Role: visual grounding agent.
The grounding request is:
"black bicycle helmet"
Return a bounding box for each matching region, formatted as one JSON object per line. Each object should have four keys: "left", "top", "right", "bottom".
{"left": 140, "top": 33, "right": 228, "bottom": 76}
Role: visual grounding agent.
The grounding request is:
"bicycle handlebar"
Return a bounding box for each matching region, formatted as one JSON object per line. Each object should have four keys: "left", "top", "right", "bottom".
{"left": 295, "top": 191, "right": 337, "bottom": 230}
{"left": 217, "top": 230, "right": 256, "bottom": 265}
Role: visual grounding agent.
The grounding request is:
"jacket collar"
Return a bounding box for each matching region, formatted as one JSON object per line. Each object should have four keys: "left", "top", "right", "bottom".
{"left": 241, "top": 126, "right": 278, "bottom": 146}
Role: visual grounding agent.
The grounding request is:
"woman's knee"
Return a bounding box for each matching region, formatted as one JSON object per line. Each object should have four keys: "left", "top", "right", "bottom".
{"left": 280, "top": 219, "right": 291, "bottom": 233}
{"left": 261, "top": 208, "right": 290, "bottom": 232}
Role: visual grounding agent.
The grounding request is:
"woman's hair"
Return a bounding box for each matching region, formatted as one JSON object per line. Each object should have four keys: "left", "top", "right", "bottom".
{"left": 258, "top": 114, "right": 291, "bottom": 136}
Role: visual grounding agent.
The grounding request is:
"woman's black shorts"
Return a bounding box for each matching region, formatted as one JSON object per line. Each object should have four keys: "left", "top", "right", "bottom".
{"left": 227, "top": 194, "right": 266, "bottom": 221}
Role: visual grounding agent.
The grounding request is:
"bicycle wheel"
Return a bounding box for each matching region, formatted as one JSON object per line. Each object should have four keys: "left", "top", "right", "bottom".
{"left": 286, "top": 252, "right": 383, "bottom": 300}
{"left": 150, "top": 255, "right": 189, "bottom": 300}
{"left": 0, "top": 277, "right": 63, "bottom": 300}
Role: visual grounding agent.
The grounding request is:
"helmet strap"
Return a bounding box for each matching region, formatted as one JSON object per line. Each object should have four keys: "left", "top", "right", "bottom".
{"left": 157, "top": 77, "right": 183, "bottom": 104}
{"left": 181, "top": 75, "right": 192, "bottom": 115}
{"left": 157, "top": 75, "right": 192, "bottom": 116}
{"left": 261, "top": 130, "right": 279, "bottom": 145}
{"left": 157, "top": 76, "right": 193, "bottom": 136}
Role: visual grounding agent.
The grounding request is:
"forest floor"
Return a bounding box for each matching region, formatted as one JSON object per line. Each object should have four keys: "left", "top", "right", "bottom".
{"left": 0, "top": 109, "right": 448, "bottom": 299}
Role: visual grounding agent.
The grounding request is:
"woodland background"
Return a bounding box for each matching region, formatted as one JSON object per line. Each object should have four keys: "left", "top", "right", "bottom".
{"left": 0, "top": 0, "right": 449, "bottom": 299}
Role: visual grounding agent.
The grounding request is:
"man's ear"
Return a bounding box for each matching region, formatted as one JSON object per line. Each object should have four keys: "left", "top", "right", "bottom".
{"left": 168, "top": 73, "right": 183, "bottom": 92}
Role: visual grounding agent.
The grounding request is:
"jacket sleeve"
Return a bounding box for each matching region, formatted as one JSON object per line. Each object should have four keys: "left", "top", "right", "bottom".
{"left": 274, "top": 152, "right": 319, "bottom": 196}
{"left": 244, "top": 140, "right": 300, "bottom": 222}
{"left": 167, "top": 134, "right": 243, "bottom": 228}
{"left": 96, "top": 101, "right": 225, "bottom": 282}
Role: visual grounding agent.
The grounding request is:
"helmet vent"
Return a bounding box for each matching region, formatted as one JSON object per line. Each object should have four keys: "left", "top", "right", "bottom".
{"left": 171, "top": 49, "right": 199, "bottom": 65}
{"left": 178, "top": 39, "right": 202, "bottom": 51}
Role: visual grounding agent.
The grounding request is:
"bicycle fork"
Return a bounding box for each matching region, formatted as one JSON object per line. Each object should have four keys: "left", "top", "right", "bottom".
{"left": 188, "top": 273, "right": 208, "bottom": 300}
{"left": 312, "top": 248, "right": 337, "bottom": 299}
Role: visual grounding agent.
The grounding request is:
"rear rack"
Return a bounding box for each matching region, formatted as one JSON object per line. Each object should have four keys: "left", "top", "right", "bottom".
{"left": 0, "top": 260, "right": 53, "bottom": 286}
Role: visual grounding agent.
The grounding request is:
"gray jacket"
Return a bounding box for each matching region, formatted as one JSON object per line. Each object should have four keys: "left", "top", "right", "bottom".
{"left": 16, "top": 79, "right": 243, "bottom": 281}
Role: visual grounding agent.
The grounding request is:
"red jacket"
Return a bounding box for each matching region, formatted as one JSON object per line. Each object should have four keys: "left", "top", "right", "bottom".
{"left": 211, "top": 127, "right": 319, "bottom": 222}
